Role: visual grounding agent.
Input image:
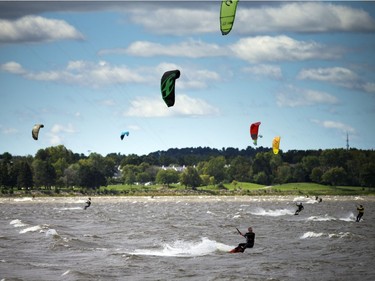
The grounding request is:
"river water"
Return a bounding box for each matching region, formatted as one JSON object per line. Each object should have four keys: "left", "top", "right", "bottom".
{"left": 1, "top": 196, "right": 374, "bottom": 281}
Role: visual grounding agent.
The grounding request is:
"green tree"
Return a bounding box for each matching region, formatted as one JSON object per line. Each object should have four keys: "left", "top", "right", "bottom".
{"left": 203, "top": 156, "right": 227, "bottom": 183}
{"left": 275, "top": 164, "right": 292, "bottom": 184}
{"left": 63, "top": 163, "right": 80, "bottom": 187}
{"left": 122, "top": 164, "right": 138, "bottom": 185}
{"left": 156, "top": 169, "right": 179, "bottom": 187}
{"left": 359, "top": 162, "right": 375, "bottom": 187}
{"left": 16, "top": 161, "right": 33, "bottom": 189}
{"left": 227, "top": 156, "right": 252, "bottom": 182}
{"left": 310, "top": 167, "right": 323, "bottom": 183}
{"left": 322, "top": 167, "right": 347, "bottom": 186}
{"left": 253, "top": 171, "right": 268, "bottom": 185}
{"left": 32, "top": 159, "right": 56, "bottom": 188}
{"left": 78, "top": 165, "right": 106, "bottom": 189}
{"left": 180, "top": 166, "right": 202, "bottom": 188}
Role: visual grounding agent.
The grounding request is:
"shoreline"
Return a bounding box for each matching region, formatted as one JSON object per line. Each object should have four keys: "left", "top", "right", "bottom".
{"left": 1, "top": 194, "right": 374, "bottom": 204}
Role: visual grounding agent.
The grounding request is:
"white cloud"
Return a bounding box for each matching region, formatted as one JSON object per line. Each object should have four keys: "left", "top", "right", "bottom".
{"left": 0, "top": 125, "right": 18, "bottom": 135}
{"left": 100, "top": 39, "right": 226, "bottom": 58}
{"left": 47, "top": 123, "right": 77, "bottom": 145}
{"left": 298, "top": 67, "right": 375, "bottom": 94}
{"left": 123, "top": 2, "right": 375, "bottom": 35}
{"left": 0, "top": 60, "right": 220, "bottom": 90}
{"left": 124, "top": 94, "right": 219, "bottom": 117}
{"left": 0, "top": 61, "right": 26, "bottom": 74}
{"left": 311, "top": 119, "right": 355, "bottom": 134}
{"left": 0, "top": 15, "right": 83, "bottom": 43}
{"left": 1, "top": 60, "right": 148, "bottom": 88}
{"left": 237, "top": 2, "right": 375, "bottom": 33}
{"left": 277, "top": 85, "right": 338, "bottom": 107}
{"left": 298, "top": 67, "right": 358, "bottom": 84}
{"left": 230, "top": 36, "right": 340, "bottom": 63}
{"left": 128, "top": 8, "right": 216, "bottom": 35}
{"left": 100, "top": 35, "right": 340, "bottom": 64}
{"left": 243, "top": 64, "right": 282, "bottom": 79}
{"left": 50, "top": 123, "right": 76, "bottom": 134}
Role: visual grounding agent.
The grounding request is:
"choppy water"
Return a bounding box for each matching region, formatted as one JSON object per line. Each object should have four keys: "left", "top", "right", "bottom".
{"left": 1, "top": 196, "right": 374, "bottom": 281}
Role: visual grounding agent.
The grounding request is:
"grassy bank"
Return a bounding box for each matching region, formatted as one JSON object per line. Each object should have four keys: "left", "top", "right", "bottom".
{"left": 3, "top": 182, "right": 371, "bottom": 197}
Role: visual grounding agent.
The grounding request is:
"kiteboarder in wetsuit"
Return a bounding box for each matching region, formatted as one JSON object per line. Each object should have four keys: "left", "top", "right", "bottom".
{"left": 295, "top": 202, "right": 304, "bottom": 215}
{"left": 233, "top": 227, "right": 255, "bottom": 253}
{"left": 356, "top": 205, "right": 364, "bottom": 222}
{"left": 84, "top": 197, "right": 91, "bottom": 210}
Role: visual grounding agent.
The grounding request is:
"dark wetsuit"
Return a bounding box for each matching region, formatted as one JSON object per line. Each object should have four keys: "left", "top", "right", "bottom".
{"left": 236, "top": 232, "right": 255, "bottom": 252}
{"left": 295, "top": 203, "right": 304, "bottom": 215}
{"left": 356, "top": 206, "right": 364, "bottom": 222}
{"left": 84, "top": 199, "right": 91, "bottom": 210}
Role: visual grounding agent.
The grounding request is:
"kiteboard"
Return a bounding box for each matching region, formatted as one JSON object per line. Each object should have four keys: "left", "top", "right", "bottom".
{"left": 229, "top": 246, "right": 245, "bottom": 253}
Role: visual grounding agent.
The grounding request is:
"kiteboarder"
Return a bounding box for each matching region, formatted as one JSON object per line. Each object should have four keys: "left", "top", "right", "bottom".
{"left": 231, "top": 227, "right": 255, "bottom": 253}
{"left": 84, "top": 197, "right": 91, "bottom": 210}
{"left": 356, "top": 204, "right": 364, "bottom": 222}
{"left": 295, "top": 202, "right": 304, "bottom": 215}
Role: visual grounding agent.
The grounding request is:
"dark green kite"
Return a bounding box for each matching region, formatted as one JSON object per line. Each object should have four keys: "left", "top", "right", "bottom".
{"left": 161, "top": 70, "right": 180, "bottom": 107}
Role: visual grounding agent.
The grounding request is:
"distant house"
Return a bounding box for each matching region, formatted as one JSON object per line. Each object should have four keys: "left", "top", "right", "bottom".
{"left": 161, "top": 165, "right": 187, "bottom": 172}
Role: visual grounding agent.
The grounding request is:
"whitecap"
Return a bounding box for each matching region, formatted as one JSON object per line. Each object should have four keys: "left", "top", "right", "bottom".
{"left": 10, "top": 219, "right": 27, "bottom": 227}
{"left": 300, "top": 231, "right": 325, "bottom": 239}
{"left": 250, "top": 208, "right": 295, "bottom": 217}
{"left": 307, "top": 215, "right": 336, "bottom": 221}
{"left": 14, "top": 197, "right": 33, "bottom": 202}
{"left": 19, "top": 225, "right": 42, "bottom": 234}
{"left": 128, "top": 237, "right": 232, "bottom": 257}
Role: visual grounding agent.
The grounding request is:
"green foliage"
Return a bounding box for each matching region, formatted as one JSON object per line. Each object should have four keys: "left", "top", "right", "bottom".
{"left": 180, "top": 166, "right": 202, "bottom": 188}
{"left": 1, "top": 146, "right": 375, "bottom": 194}
{"left": 156, "top": 169, "right": 179, "bottom": 187}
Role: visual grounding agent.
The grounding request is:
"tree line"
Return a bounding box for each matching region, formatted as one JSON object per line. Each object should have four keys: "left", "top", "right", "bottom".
{"left": 0, "top": 145, "right": 374, "bottom": 194}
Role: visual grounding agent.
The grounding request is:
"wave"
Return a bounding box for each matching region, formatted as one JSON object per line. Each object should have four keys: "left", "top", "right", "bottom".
{"left": 307, "top": 213, "right": 356, "bottom": 222}
{"left": 10, "top": 219, "right": 27, "bottom": 228}
{"left": 54, "top": 207, "right": 83, "bottom": 211}
{"left": 249, "top": 207, "right": 295, "bottom": 217}
{"left": 293, "top": 196, "right": 318, "bottom": 204}
{"left": 128, "top": 237, "right": 232, "bottom": 257}
{"left": 19, "top": 225, "right": 43, "bottom": 234}
{"left": 300, "top": 231, "right": 353, "bottom": 239}
{"left": 10, "top": 219, "right": 49, "bottom": 234}
{"left": 13, "top": 197, "right": 33, "bottom": 202}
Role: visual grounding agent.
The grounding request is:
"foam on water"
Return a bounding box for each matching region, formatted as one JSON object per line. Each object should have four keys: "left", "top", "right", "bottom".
{"left": 300, "top": 231, "right": 354, "bottom": 239}
{"left": 250, "top": 207, "right": 295, "bottom": 217}
{"left": 293, "top": 196, "right": 318, "bottom": 204}
{"left": 307, "top": 212, "right": 356, "bottom": 222}
{"left": 13, "top": 197, "right": 33, "bottom": 202}
{"left": 10, "top": 219, "right": 27, "bottom": 227}
{"left": 19, "top": 225, "right": 43, "bottom": 234}
{"left": 54, "top": 207, "right": 83, "bottom": 211}
{"left": 129, "top": 237, "right": 232, "bottom": 257}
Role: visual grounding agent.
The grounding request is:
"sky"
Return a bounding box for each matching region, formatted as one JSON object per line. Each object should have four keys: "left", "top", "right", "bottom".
{"left": 1, "top": 1, "right": 375, "bottom": 157}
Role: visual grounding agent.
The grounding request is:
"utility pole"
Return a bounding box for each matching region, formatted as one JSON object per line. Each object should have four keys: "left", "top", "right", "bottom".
{"left": 346, "top": 132, "right": 349, "bottom": 150}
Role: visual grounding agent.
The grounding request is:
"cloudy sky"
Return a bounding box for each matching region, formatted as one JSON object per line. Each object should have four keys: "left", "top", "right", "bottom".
{"left": 1, "top": 1, "right": 374, "bottom": 156}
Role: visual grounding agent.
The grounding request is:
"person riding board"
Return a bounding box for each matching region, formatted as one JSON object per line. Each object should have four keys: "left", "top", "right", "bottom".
{"left": 84, "top": 197, "right": 91, "bottom": 210}
{"left": 232, "top": 227, "right": 255, "bottom": 253}
{"left": 295, "top": 202, "right": 304, "bottom": 215}
{"left": 356, "top": 204, "right": 364, "bottom": 222}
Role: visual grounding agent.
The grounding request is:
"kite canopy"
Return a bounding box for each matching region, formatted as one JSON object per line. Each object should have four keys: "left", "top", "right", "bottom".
{"left": 272, "top": 136, "right": 281, "bottom": 154}
{"left": 161, "top": 69, "right": 180, "bottom": 107}
{"left": 32, "top": 124, "right": 44, "bottom": 140}
{"left": 220, "top": 0, "right": 239, "bottom": 35}
{"left": 120, "top": 131, "right": 129, "bottom": 140}
{"left": 250, "top": 122, "right": 261, "bottom": 145}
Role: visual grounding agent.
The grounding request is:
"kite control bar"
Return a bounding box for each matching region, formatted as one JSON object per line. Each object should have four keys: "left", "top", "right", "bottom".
{"left": 236, "top": 228, "right": 243, "bottom": 236}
